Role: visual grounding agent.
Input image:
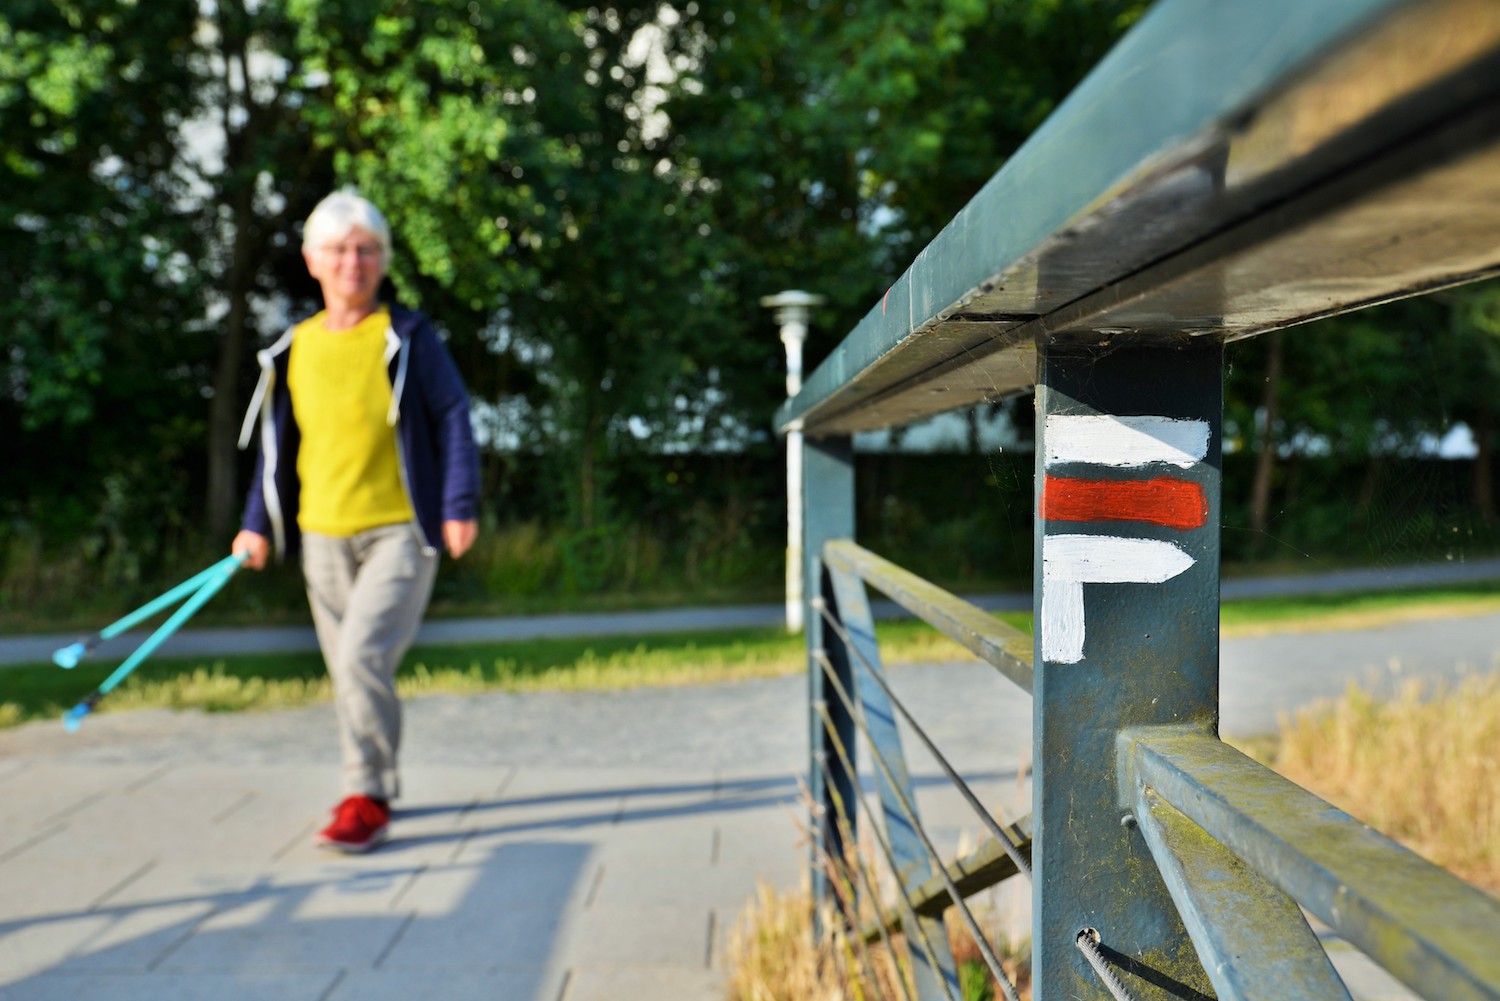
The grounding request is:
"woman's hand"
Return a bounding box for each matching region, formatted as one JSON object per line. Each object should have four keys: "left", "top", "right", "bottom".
{"left": 232, "top": 530, "right": 270, "bottom": 570}
{"left": 443, "top": 519, "right": 478, "bottom": 559}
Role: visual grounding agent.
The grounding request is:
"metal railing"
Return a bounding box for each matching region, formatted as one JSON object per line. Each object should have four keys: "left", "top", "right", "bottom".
{"left": 776, "top": 0, "right": 1500, "bottom": 998}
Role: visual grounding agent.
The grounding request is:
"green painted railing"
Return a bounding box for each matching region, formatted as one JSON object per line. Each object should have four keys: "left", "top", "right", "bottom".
{"left": 779, "top": 0, "right": 1500, "bottom": 998}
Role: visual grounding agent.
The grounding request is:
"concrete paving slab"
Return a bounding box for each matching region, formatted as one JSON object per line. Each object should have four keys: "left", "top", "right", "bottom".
{"left": 587, "top": 822, "right": 717, "bottom": 867}
{"left": 1328, "top": 945, "right": 1422, "bottom": 1001}
{"left": 276, "top": 866, "right": 418, "bottom": 919}
{"left": 563, "top": 903, "right": 714, "bottom": 968}
{"left": 563, "top": 964, "right": 726, "bottom": 1001}
{"left": 82, "top": 863, "right": 273, "bottom": 918}
{"left": 450, "top": 807, "right": 612, "bottom": 861}
{"left": 586, "top": 862, "right": 764, "bottom": 915}
{"left": 0, "top": 855, "right": 152, "bottom": 922}
{"left": 0, "top": 915, "right": 113, "bottom": 981}
{"left": 53, "top": 899, "right": 218, "bottom": 974}
{"left": 0, "top": 970, "right": 341, "bottom": 1001}
{"left": 378, "top": 904, "right": 572, "bottom": 973}
{"left": 316, "top": 777, "right": 510, "bottom": 865}
{"left": 56, "top": 863, "right": 413, "bottom": 974}
{"left": 21, "top": 769, "right": 324, "bottom": 865}
{"left": 396, "top": 842, "right": 598, "bottom": 917}
{"left": 395, "top": 763, "right": 516, "bottom": 816}
{"left": 0, "top": 765, "right": 152, "bottom": 858}
{"left": 328, "top": 968, "right": 566, "bottom": 1001}
{"left": 157, "top": 898, "right": 411, "bottom": 972}
{"left": 444, "top": 768, "right": 740, "bottom": 858}
{"left": 28, "top": 763, "right": 339, "bottom": 866}
{"left": 715, "top": 813, "right": 807, "bottom": 886}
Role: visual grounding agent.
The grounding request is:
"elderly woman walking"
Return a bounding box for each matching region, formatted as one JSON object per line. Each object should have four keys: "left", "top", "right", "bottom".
{"left": 233, "top": 190, "right": 480, "bottom": 852}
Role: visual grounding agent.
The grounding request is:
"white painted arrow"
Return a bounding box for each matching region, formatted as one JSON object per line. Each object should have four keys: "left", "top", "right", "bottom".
{"left": 1041, "top": 534, "right": 1196, "bottom": 664}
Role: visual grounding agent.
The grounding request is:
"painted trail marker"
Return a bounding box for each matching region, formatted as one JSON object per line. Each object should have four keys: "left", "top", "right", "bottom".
{"left": 1040, "top": 414, "right": 1210, "bottom": 664}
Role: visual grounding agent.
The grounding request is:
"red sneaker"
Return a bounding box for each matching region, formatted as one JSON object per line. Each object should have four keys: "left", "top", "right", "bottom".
{"left": 315, "top": 795, "right": 390, "bottom": 853}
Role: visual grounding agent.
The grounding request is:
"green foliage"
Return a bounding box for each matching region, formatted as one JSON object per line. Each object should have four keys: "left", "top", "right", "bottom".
{"left": 960, "top": 959, "right": 996, "bottom": 1001}
{"left": 664, "top": 0, "right": 1149, "bottom": 374}
{"left": 0, "top": 0, "right": 214, "bottom": 588}
{"left": 7, "top": 0, "right": 1500, "bottom": 629}
{"left": 289, "top": 0, "right": 562, "bottom": 311}
{"left": 1224, "top": 281, "right": 1500, "bottom": 541}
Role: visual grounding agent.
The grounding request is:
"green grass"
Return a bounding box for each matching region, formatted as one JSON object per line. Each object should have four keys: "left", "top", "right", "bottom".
{"left": 3, "top": 582, "right": 1497, "bottom": 732}
{"left": 1219, "top": 580, "right": 1500, "bottom": 635}
{"left": 0, "top": 619, "right": 1009, "bottom": 730}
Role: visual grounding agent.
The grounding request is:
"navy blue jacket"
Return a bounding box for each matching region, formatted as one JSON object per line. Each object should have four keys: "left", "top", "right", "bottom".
{"left": 238, "top": 305, "right": 480, "bottom": 558}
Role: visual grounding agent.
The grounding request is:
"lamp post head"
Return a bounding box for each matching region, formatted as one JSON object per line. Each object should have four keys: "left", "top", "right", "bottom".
{"left": 761, "top": 290, "right": 825, "bottom": 397}
{"left": 760, "top": 289, "right": 826, "bottom": 310}
{"left": 760, "top": 289, "right": 826, "bottom": 339}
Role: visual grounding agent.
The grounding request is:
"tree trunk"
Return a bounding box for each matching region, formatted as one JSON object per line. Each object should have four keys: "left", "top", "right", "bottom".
{"left": 578, "top": 407, "right": 605, "bottom": 531}
{"left": 206, "top": 290, "right": 250, "bottom": 539}
{"left": 204, "top": 148, "right": 262, "bottom": 538}
{"left": 1474, "top": 407, "right": 1496, "bottom": 527}
{"left": 1353, "top": 454, "right": 1383, "bottom": 525}
{"left": 1249, "top": 331, "right": 1284, "bottom": 535}
{"left": 205, "top": 3, "right": 266, "bottom": 539}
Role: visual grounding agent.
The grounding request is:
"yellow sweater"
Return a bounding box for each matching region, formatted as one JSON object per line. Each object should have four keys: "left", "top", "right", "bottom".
{"left": 287, "top": 307, "right": 415, "bottom": 536}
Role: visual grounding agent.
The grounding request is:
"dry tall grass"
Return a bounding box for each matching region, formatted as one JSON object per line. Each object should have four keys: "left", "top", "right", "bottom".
{"left": 1261, "top": 670, "right": 1500, "bottom": 893}
{"left": 724, "top": 880, "right": 1030, "bottom": 1001}
{"left": 727, "top": 673, "right": 1499, "bottom": 998}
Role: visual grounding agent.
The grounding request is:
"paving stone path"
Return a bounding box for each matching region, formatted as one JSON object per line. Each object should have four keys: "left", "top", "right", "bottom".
{"left": 4, "top": 604, "right": 1496, "bottom": 999}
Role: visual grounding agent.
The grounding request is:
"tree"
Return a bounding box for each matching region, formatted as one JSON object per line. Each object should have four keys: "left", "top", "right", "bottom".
{"left": 1432, "top": 280, "right": 1500, "bottom": 525}
{"left": 662, "top": 0, "right": 1151, "bottom": 426}
{"left": 194, "top": 1, "right": 335, "bottom": 537}
{"left": 0, "top": 0, "right": 214, "bottom": 578}
{"left": 4, "top": 0, "right": 1185, "bottom": 597}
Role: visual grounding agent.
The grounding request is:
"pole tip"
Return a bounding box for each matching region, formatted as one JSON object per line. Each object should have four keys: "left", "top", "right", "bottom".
{"left": 52, "top": 644, "right": 85, "bottom": 670}
{"left": 62, "top": 704, "right": 89, "bottom": 732}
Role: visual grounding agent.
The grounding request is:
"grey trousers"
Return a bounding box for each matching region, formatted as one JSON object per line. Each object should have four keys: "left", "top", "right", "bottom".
{"left": 302, "top": 523, "right": 438, "bottom": 801}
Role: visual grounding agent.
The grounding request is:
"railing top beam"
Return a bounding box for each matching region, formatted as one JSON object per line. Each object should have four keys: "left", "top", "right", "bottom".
{"left": 776, "top": 0, "right": 1500, "bottom": 437}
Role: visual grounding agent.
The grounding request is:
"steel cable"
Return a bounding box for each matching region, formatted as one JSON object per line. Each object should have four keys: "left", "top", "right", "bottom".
{"left": 813, "top": 751, "right": 920, "bottom": 1001}
{"left": 813, "top": 595, "right": 1033, "bottom": 882}
{"left": 814, "top": 701, "right": 963, "bottom": 1001}
{"left": 1076, "top": 928, "right": 1139, "bottom": 1001}
{"left": 815, "top": 650, "right": 1025, "bottom": 1001}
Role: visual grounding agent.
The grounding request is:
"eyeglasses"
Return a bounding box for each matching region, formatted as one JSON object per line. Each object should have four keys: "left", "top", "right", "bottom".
{"left": 317, "top": 242, "right": 384, "bottom": 260}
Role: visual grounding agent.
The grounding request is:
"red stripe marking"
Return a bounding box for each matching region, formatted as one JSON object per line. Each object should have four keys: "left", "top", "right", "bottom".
{"left": 1042, "top": 476, "right": 1207, "bottom": 530}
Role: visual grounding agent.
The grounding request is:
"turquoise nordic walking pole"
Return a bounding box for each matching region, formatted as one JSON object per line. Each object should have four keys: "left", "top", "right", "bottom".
{"left": 60, "top": 551, "right": 249, "bottom": 731}
{"left": 52, "top": 552, "right": 248, "bottom": 669}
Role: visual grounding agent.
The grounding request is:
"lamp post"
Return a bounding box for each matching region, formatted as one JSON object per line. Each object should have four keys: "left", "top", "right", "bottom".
{"left": 761, "top": 290, "right": 825, "bottom": 633}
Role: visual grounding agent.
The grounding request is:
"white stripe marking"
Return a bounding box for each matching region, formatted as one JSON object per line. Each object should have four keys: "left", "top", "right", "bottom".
{"left": 1041, "top": 535, "right": 1195, "bottom": 664}
{"left": 1045, "top": 415, "right": 1209, "bottom": 469}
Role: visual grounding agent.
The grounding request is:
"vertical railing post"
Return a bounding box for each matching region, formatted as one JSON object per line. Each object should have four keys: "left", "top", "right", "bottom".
{"left": 1032, "top": 337, "right": 1224, "bottom": 999}
{"left": 803, "top": 434, "right": 857, "bottom": 933}
{"left": 828, "top": 566, "right": 960, "bottom": 998}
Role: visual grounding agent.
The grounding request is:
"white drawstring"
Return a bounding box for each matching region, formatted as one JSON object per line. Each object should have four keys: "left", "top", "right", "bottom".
{"left": 237, "top": 364, "right": 270, "bottom": 450}
{"left": 387, "top": 328, "right": 409, "bottom": 426}
{"left": 237, "top": 328, "right": 294, "bottom": 450}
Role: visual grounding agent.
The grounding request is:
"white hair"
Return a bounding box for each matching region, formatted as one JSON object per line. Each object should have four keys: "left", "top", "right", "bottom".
{"left": 301, "top": 190, "right": 392, "bottom": 258}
